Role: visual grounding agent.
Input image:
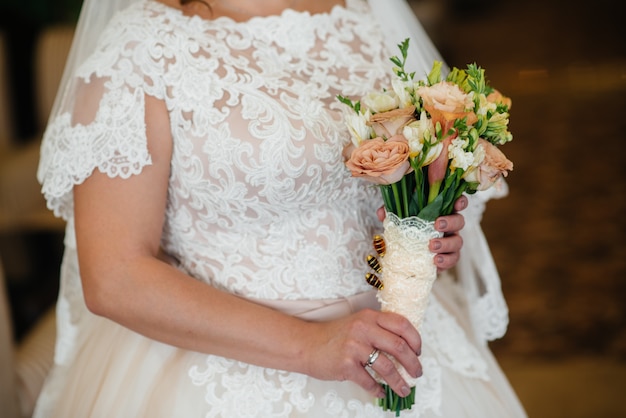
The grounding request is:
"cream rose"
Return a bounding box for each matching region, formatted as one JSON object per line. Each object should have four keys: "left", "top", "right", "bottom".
{"left": 345, "top": 135, "right": 411, "bottom": 185}
{"left": 362, "top": 90, "right": 400, "bottom": 113}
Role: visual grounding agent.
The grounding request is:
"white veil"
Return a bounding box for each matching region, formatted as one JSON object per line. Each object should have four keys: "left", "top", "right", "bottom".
{"left": 45, "top": 0, "right": 509, "bottom": 343}
{"left": 367, "top": 0, "right": 443, "bottom": 76}
{"left": 47, "top": 0, "right": 138, "bottom": 119}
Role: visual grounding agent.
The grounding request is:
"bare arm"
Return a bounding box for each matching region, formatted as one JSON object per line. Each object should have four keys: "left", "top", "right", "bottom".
{"left": 73, "top": 94, "right": 421, "bottom": 398}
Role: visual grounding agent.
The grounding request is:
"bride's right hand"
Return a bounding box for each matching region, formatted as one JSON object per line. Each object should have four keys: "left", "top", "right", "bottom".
{"left": 303, "top": 309, "right": 422, "bottom": 398}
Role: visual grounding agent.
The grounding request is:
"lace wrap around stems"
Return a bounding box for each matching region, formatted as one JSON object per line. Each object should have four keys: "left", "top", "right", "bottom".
{"left": 377, "top": 212, "right": 442, "bottom": 385}
{"left": 378, "top": 212, "right": 441, "bottom": 327}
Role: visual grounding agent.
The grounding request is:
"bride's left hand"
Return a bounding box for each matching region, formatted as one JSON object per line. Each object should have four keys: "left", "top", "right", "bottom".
{"left": 376, "top": 195, "right": 467, "bottom": 272}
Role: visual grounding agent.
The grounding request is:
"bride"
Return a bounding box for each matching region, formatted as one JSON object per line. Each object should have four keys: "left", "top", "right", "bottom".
{"left": 34, "top": 0, "right": 527, "bottom": 416}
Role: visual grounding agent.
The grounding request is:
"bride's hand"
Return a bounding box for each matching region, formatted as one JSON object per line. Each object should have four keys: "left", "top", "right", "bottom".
{"left": 432, "top": 195, "right": 467, "bottom": 272}
{"left": 304, "top": 309, "right": 422, "bottom": 398}
{"left": 376, "top": 195, "right": 468, "bottom": 272}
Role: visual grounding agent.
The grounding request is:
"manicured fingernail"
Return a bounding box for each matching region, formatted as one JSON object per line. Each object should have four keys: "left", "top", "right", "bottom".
{"left": 431, "top": 240, "right": 442, "bottom": 251}
{"left": 436, "top": 255, "right": 444, "bottom": 265}
{"left": 437, "top": 219, "right": 447, "bottom": 230}
{"left": 401, "top": 386, "right": 411, "bottom": 397}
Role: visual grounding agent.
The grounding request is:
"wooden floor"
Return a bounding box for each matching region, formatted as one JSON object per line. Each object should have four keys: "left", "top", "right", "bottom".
{"left": 420, "top": 0, "right": 626, "bottom": 416}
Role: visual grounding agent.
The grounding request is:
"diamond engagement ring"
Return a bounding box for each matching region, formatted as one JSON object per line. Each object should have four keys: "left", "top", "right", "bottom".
{"left": 365, "top": 348, "right": 380, "bottom": 367}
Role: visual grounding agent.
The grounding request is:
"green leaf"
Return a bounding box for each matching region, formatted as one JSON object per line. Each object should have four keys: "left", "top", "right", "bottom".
{"left": 417, "top": 194, "right": 444, "bottom": 221}
{"left": 336, "top": 95, "right": 360, "bottom": 114}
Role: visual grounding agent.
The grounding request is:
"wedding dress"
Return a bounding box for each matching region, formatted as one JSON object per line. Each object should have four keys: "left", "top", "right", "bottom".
{"left": 34, "top": 0, "right": 527, "bottom": 416}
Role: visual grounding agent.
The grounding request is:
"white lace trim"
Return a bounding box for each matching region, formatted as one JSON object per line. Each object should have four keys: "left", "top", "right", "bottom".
{"left": 459, "top": 185, "right": 511, "bottom": 342}
{"left": 38, "top": 87, "right": 151, "bottom": 220}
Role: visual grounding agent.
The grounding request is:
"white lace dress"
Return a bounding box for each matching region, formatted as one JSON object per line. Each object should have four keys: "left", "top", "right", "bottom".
{"left": 34, "top": 0, "right": 527, "bottom": 416}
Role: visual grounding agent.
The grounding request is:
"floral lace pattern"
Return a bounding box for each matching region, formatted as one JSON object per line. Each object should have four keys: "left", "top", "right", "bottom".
{"left": 37, "top": 1, "right": 509, "bottom": 416}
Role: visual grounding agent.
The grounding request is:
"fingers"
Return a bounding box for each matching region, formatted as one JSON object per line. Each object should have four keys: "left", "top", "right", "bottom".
{"left": 377, "top": 206, "right": 386, "bottom": 222}
{"left": 434, "top": 246, "right": 461, "bottom": 271}
{"left": 353, "top": 364, "right": 386, "bottom": 398}
{"left": 374, "top": 311, "right": 421, "bottom": 355}
{"left": 337, "top": 310, "right": 422, "bottom": 398}
{"left": 364, "top": 312, "right": 422, "bottom": 396}
{"left": 431, "top": 211, "right": 464, "bottom": 271}
{"left": 453, "top": 195, "right": 468, "bottom": 212}
{"left": 434, "top": 213, "right": 465, "bottom": 234}
{"left": 430, "top": 232, "right": 463, "bottom": 255}
{"left": 430, "top": 232, "right": 463, "bottom": 271}
{"left": 365, "top": 348, "right": 419, "bottom": 398}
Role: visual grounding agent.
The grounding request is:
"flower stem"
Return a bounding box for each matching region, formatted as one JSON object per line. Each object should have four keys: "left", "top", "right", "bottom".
{"left": 391, "top": 182, "right": 404, "bottom": 218}
{"left": 427, "top": 179, "right": 441, "bottom": 204}
{"left": 378, "top": 384, "right": 416, "bottom": 416}
{"left": 401, "top": 176, "right": 410, "bottom": 217}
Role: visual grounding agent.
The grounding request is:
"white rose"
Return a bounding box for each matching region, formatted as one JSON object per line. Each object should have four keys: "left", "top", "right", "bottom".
{"left": 362, "top": 91, "right": 400, "bottom": 113}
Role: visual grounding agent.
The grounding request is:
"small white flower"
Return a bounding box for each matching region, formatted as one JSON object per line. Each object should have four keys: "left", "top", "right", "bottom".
{"left": 403, "top": 112, "right": 436, "bottom": 157}
{"left": 423, "top": 142, "right": 444, "bottom": 166}
{"left": 391, "top": 79, "right": 414, "bottom": 108}
{"left": 346, "top": 110, "right": 373, "bottom": 146}
{"left": 449, "top": 137, "right": 476, "bottom": 171}
{"left": 476, "top": 94, "right": 497, "bottom": 116}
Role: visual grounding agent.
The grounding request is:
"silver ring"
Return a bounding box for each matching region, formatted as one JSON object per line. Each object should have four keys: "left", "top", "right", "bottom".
{"left": 364, "top": 348, "right": 380, "bottom": 367}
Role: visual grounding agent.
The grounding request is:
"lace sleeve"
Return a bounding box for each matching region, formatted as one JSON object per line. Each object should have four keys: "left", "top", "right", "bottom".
{"left": 37, "top": 79, "right": 152, "bottom": 220}
{"left": 36, "top": 8, "right": 163, "bottom": 221}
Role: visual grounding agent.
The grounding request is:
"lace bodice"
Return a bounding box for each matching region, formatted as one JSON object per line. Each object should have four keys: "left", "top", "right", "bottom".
{"left": 39, "top": 0, "right": 388, "bottom": 300}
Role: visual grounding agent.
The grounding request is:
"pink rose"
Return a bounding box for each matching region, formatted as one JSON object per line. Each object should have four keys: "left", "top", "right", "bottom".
{"left": 487, "top": 90, "right": 512, "bottom": 109}
{"left": 418, "top": 82, "right": 478, "bottom": 133}
{"left": 345, "top": 135, "right": 411, "bottom": 185}
{"left": 369, "top": 106, "right": 416, "bottom": 139}
{"left": 465, "top": 139, "right": 514, "bottom": 190}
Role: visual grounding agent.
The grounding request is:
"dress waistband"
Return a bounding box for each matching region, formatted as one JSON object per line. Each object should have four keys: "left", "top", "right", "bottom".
{"left": 245, "top": 289, "right": 381, "bottom": 321}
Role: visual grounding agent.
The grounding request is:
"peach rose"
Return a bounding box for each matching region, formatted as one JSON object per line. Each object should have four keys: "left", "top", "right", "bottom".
{"left": 464, "top": 139, "right": 513, "bottom": 191}
{"left": 487, "top": 89, "right": 512, "bottom": 109}
{"left": 418, "top": 82, "right": 478, "bottom": 133}
{"left": 345, "top": 135, "right": 411, "bottom": 185}
{"left": 369, "top": 106, "right": 416, "bottom": 139}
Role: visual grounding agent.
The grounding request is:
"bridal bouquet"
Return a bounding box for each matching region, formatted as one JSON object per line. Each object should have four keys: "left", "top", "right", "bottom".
{"left": 338, "top": 39, "right": 513, "bottom": 415}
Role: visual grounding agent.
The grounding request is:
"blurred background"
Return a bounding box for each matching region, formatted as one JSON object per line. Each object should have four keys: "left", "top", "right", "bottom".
{"left": 0, "top": 0, "right": 624, "bottom": 417}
